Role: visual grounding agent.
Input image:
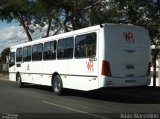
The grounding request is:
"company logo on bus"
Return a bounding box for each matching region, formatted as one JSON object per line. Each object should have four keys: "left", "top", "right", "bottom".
{"left": 86, "top": 61, "right": 94, "bottom": 71}
{"left": 123, "top": 32, "right": 134, "bottom": 43}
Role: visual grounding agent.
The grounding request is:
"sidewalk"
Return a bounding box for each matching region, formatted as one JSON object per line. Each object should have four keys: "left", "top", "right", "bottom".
{"left": 0, "top": 73, "right": 9, "bottom": 80}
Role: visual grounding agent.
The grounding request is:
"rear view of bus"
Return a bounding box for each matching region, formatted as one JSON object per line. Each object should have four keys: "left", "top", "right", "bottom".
{"left": 100, "top": 24, "right": 151, "bottom": 87}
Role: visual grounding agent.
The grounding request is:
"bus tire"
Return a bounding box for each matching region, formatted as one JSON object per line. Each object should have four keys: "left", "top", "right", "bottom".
{"left": 52, "top": 75, "right": 63, "bottom": 96}
{"left": 16, "top": 74, "right": 24, "bottom": 88}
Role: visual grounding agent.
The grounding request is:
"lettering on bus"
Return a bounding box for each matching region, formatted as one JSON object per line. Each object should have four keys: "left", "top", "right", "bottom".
{"left": 123, "top": 32, "right": 134, "bottom": 43}
{"left": 86, "top": 61, "right": 94, "bottom": 71}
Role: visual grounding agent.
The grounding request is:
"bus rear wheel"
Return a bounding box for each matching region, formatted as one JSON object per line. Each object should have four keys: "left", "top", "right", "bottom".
{"left": 16, "top": 74, "right": 24, "bottom": 88}
{"left": 52, "top": 75, "right": 63, "bottom": 95}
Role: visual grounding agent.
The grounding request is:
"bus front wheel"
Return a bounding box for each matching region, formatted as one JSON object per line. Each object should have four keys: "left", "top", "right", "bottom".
{"left": 16, "top": 74, "right": 24, "bottom": 88}
{"left": 52, "top": 75, "right": 63, "bottom": 95}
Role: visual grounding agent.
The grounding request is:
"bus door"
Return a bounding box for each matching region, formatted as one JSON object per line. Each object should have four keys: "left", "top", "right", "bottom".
{"left": 68, "top": 32, "right": 99, "bottom": 90}
{"left": 29, "top": 44, "right": 43, "bottom": 84}
{"left": 9, "top": 52, "right": 16, "bottom": 81}
{"left": 15, "top": 48, "right": 23, "bottom": 74}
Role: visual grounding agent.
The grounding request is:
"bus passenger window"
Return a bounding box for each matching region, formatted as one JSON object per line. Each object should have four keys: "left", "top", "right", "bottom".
{"left": 75, "top": 33, "right": 96, "bottom": 58}
{"left": 32, "top": 44, "right": 43, "bottom": 61}
{"left": 23, "top": 46, "right": 31, "bottom": 62}
{"left": 43, "top": 41, "right": 57, "bottom": 60}
{"left": 57, "top": 37, "right": 74, "bottom": 59}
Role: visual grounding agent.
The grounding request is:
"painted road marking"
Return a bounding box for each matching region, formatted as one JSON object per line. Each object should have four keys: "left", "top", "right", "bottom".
{"left": 42, "top": 100, "right": 107, "bottom": 119}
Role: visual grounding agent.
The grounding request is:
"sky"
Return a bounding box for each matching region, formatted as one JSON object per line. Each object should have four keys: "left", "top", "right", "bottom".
{"left": 0, "top": 21, "right": 46, "bottom": 54}
{"left": 0, "top": 21, "right": 27, "bottom": 54}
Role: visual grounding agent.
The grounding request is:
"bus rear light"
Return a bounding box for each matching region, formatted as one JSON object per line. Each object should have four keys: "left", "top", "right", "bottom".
{"left": 146, "top": 62, "right": 151, "bottom": 76}
{"left": 101, "top": 60, "right": 112, "bottom": 77}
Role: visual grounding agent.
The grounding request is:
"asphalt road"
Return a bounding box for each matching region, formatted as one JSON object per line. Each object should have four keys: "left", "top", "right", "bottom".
{"left": 0, "top": 79, "right": 160, "bottom": 119}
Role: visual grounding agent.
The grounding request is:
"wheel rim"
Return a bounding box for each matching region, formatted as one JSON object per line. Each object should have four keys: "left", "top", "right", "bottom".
{"left": 17, "top": 76, "right": 21, "bottom": 86}
{"left": 54, "top": 79, "right": 60, "bottom": 92}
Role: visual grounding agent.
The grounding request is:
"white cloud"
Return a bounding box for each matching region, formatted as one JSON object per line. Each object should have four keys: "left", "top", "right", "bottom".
{"left": 0, "top": 25, "right": 27, "bottom": 53}
{"left": 0, "top": 25, "right": 26, "bottom": 41}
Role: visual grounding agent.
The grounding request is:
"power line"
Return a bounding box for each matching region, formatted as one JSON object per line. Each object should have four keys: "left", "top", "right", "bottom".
{"left": 0, "top": 32, "right": 33, "bottom": 44}
{"left": 0, "top": 32, "right": 26, "bottom": 44}
{"left": 0, "top": 29, "right": 48, "bottom": 48}
{"left": 0, "top": 29, "right": 54, "bottom": 54}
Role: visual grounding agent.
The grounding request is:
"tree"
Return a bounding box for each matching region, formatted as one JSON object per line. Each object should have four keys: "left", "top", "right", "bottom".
{"left": 33, "top": 0, "right": 61, "bottom": 37}
{"left": 0, "top": 47, "right": 10, "bottom": 63}
{"left": 107, "top": 0, "right": 160, "bottom": 87}
{"left": 0, "top": 0, "right": 36, "bottom": 41}
{"left": 32, "top": 0, "right": 104, "bottom": 35}
{"left": 0, "top": 0, "right": 159, "bottom": 44}
{"left": 108, "top": 0, "right": 160, "bottom": 43}
{"left": 0, "top": 0, "right": 107, "bottom": 39}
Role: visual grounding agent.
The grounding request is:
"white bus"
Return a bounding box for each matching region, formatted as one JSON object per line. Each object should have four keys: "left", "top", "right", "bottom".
{"left": 9, "top": 23, "right": 151, "bottom": 95}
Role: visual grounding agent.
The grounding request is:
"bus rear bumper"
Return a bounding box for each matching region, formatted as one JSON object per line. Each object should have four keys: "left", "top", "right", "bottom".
{"left": 100, "top": 76, "right": 151, "bottom": 88}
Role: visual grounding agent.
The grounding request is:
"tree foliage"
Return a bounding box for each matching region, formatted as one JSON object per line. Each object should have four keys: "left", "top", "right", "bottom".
{"left": 0, "top": 47, "right": 10, "bottom": 63}
{"left": 0, "top": 0, "right": 36, "bottom": 41}
{"left": 0, "top": 0, "right": 159, "bottom": 45}
{"left": 108, "top": 0, "right": 160, "bottom": 46}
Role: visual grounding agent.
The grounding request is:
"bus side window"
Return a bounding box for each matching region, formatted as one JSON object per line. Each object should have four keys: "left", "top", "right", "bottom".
{"left": 37, "top": 44, "right": 43, "bottom": 60}
{"left": 57, "top": 37, "right": 74, "bottom": 59}
{"left": 75, "top": 32, "right": 96, "bottom": 58}
{"left": 44, "top": 41, "right": 57, "bottom": 60}
{"left": 16, "top": 48, "right": 22, "bottom": 62}
{"left": 32, "top": 44, "right": 43, "bottom": 61}
{"left": 23, "top": 46, "right": 31, "bottom": 62}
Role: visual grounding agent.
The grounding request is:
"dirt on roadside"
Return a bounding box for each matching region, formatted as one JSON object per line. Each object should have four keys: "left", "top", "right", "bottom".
{"left": 0, "top": 73, "right": 9, "bottom": 79}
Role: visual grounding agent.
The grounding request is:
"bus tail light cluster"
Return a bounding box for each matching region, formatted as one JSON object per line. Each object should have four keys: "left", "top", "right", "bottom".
{"left": 146, "top": 62, "right": 151, "bottom": 76}
{"left": 101, "top": 60, "right": 112, "bottom": 77}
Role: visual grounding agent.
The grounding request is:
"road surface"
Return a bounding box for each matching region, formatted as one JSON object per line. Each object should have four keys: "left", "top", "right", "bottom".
{"left": 0, "top": 79, "right": 160, "bottom": 119}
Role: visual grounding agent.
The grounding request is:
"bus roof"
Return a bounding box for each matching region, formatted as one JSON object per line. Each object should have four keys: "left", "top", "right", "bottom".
{"left": 10, "top": 23, "right": 142, "bottom": 49}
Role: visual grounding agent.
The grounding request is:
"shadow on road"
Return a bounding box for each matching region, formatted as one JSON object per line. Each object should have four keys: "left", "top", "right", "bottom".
{"left": 23, "top": 84, "right": 53, "bottom": 92}
{"left": 22, "top": 84, "right": 160, "bottom": 104}
{"left": 62, "top": 87, "right": 160, "bottom": 104}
